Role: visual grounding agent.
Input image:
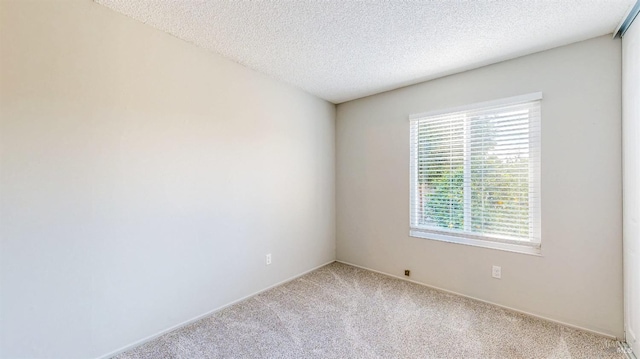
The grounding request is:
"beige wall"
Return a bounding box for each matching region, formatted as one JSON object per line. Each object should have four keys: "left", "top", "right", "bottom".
{"left": 0, "top": 1, "right": 335, "bottom": 358}
{"left": 336, "top": 35, "right": 623, "bottom": 338}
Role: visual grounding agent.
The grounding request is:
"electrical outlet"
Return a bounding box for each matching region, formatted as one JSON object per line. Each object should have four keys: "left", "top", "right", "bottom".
{"left": 265, "top": 253, "right": 272, "bottom": 265}
{"left": 404, "top": 270, "right": 410, "bottom": 277}
{"left": 492, "top": 265, "right": 501, "bottom": 279}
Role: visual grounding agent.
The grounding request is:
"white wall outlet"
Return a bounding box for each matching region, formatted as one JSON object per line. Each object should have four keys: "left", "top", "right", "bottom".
{"left": 265, "top": 253, "right": 272, "bottom": 265}
{"left": 492, "top": 265, "right": 501, "bottom": 279}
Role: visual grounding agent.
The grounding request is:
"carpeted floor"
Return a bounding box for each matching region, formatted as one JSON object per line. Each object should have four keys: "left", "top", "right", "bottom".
{"left": 114, "top": 262, "right": 624, "bottom": 358}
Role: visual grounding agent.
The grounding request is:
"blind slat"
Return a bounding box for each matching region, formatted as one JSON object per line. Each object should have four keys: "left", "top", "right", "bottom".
{"left": 410, "top": 96, "right": 541, "bottom": 245}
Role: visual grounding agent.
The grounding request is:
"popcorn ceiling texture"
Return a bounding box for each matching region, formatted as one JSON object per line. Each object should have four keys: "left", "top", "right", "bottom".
{"left": 95, "top": 0, "right": 633, "bottom": 104}
{"left": 114, "top": 262, "right": 623, "bottom": 359}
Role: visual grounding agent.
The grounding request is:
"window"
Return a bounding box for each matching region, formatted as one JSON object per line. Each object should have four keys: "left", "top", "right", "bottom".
{"left": 409, "top": 93, "right": 541, "bottom": 255}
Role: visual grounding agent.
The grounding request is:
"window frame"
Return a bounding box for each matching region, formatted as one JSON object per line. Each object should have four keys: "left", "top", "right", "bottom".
{"left": 409, "top": 93, "right": 542, "bottom": 256}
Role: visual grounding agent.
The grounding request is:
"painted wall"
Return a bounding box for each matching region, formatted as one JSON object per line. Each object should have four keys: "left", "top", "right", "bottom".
{"left": 336, "top": 35, "right": 623, "bottom": 337}
{"left": 0, "top": 1, "right": 335, "bottom": 358}
{"left": 623, "top": 17, "right": 640, "bottom": 356}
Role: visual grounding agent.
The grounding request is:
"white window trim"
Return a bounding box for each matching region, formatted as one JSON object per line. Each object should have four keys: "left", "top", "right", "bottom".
{"left": 409, "top": 92, "right": 543, "bottom": 120}
{"left": 409, "top": 92, "right": 542, "bottom": 256}
{"left": 410, "top": 229, "right": 542, "bottom": 256}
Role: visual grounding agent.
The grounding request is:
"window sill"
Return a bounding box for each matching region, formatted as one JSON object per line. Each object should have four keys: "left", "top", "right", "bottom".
{"left": 409, "top": 230, "right": 542, "bottom": 256}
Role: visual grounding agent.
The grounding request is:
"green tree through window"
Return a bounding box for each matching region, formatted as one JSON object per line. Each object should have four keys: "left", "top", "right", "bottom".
{"left": 411, "top": 98, "right": 540, "bottom": 245}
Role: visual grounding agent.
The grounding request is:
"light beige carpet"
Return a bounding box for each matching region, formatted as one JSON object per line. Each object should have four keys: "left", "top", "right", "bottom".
{"left": 115, "top": 262, "right": 623, "bottom": 359}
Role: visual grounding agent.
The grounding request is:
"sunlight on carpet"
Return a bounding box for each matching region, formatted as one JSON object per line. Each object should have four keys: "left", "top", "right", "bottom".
{"left": 115, "top": 262, "right": 623, "bottom": 359}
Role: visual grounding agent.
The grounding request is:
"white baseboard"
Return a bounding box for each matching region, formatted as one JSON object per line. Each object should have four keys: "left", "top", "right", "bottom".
{"left": 98, "top": 258, "right": 621, "bottom": 358}
{"left": 96, "top": 260, "right": 336, "bottom": 359}
{"left": 335, "top": 259, "right": 620, "bottom": 341}
{"left": 619, "top": 341, "right": 637, "bottom": 359}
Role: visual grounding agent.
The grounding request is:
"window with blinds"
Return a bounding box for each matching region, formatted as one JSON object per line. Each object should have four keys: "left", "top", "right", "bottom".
{"left": 409, "top": 93, "right": 541, "bottom": 254}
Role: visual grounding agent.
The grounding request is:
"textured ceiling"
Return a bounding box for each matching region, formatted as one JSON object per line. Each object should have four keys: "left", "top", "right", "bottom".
{"left": 95, "top": 0, "right": 634, "bottom": 104}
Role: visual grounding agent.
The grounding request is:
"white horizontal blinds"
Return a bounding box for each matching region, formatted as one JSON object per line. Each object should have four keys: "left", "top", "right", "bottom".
{"left": 410, "top": 97, "right": 541, "bottom": 246}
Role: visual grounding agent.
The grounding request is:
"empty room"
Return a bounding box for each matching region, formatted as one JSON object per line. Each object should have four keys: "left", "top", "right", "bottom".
{"left": 2, "top": 0, "right": 640, "bottom": 358}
